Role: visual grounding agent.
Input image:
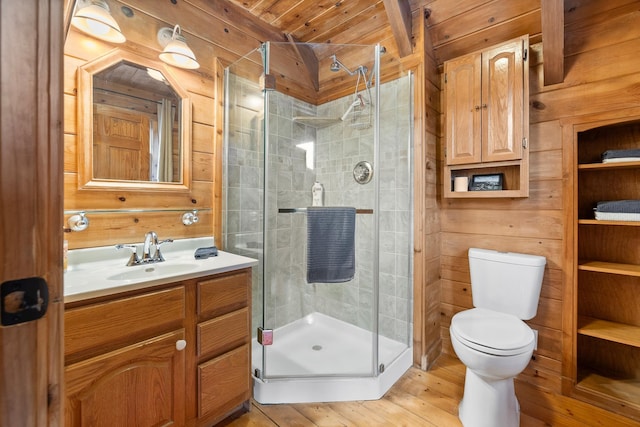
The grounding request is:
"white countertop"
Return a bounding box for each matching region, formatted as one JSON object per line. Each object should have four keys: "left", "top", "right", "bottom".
{"left": 64, "top": 237, "right": 258, "bottom": 303}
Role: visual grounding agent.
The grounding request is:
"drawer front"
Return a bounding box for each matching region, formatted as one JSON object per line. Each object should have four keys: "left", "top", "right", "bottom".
{"left": 198, "top": 344, "right": 250, "bottom": 420}
{"left": 65, "top": 286, "right": 185, "bottom": 360}
{"left": 197, "top": 269, "right": 249, "bottom": 318}
{"left": 198, "top": 307, "right": 249, "bottom": 358}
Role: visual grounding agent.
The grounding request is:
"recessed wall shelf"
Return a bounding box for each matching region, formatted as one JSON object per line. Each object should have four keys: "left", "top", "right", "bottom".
{"left": 578, "top": 160, "right": 640, "bottom": 171}
{"left": 578, "top": 260, "right": 640, "bottom": 276}
{"left": 578, "top": 316, "right": 640, "bottom": 348}
{"left": 570, "top": 115, "right": 640, "bottom": 420}
{"left": 579, "top": 219, "right": 640, "bottom": 226}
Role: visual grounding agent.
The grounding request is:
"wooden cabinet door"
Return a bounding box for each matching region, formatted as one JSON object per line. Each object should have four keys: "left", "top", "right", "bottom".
{"left": 445, "top": 53, "right": 482, "bottom": 165}
{"left": 65, "top": 329, "right": 186, "bottom": 427}
{"left": 481, "top": 38, "right": 525, "bottom": 162}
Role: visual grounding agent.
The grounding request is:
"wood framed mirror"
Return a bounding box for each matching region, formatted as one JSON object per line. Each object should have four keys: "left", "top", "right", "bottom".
{"left": 77, "top": 49, "right": 191, "bottom": 192}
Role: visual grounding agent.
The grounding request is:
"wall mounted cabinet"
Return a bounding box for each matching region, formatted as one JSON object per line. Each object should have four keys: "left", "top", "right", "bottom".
{"left": 568, "top": 116, "right": 640, "bottom": 421}
{"left": 444, "top": 35, "right": 529, "bottom": 198}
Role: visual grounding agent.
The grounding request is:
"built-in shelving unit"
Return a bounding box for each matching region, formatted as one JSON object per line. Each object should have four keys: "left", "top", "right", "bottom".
{"left": 573, "top": 119, "right": 640, "bottom": 420}
{"left": 445, "top": 160, "right": 528, "bottom": 198}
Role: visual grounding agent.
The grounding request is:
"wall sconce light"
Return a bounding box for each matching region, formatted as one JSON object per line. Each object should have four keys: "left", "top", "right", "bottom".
{"left": 71, "top": 0, "right": 126, "bottom": 44}
{"left": 157, "top": 25, "right": 200, "bottom": 70}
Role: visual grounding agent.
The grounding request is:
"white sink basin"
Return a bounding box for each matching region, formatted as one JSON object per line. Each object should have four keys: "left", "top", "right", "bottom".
{"left": 64, "top": 238, "right": 258, "bottom": 303}
{"left": 106, "top": 263, "right": 197, "bottom": 281}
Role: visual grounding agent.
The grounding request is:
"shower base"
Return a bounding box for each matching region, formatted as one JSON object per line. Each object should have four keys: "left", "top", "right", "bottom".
{"left": 252, "top": 312, "right": 412, "bottom": 404}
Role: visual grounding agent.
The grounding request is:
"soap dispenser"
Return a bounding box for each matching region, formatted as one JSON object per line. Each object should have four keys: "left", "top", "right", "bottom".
{"left": 311, "top": 181, "right": 324, "bottom": 206}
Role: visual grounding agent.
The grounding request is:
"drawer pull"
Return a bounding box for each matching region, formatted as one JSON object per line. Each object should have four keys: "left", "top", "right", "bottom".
{"left": 176, "top": 339, "right": 187, "bottom": 351}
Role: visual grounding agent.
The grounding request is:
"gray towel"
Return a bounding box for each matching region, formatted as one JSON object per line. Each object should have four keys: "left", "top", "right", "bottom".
{"left": 602, "top": 149, "right": 640, "bottom": 160}
{"left": 595, "top": 200, "right": 640, "bottom": 213}
{"left": 306, "top": 207, "right": 356, "bottom": 283}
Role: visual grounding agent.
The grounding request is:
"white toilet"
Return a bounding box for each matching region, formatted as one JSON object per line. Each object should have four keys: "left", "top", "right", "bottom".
{"left": 449, "top": 248, "right": 546, "bottom": 427}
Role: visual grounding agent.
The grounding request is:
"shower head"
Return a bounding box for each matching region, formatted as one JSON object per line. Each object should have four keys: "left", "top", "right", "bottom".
{"left": 330, "top": 55, "right": 341, "bottom": 72}
{"left": 329, "top": 54, "right": 366, "bottom": 75}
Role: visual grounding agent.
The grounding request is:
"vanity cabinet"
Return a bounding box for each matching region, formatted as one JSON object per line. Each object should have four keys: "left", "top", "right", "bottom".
{"left": 64, "top": 268, "right": 253, "bottom": 427}
{"left": 195, "top": 271, "right": 252, "bottom": 426}
{"left": 64, "top": 286, "right": 186, "bottom": 427}
{"left": 443, "top": 35, "right": 529, "bottom": 198}
{"left": 572, "top": 118, "right": 640, "bottom": 420}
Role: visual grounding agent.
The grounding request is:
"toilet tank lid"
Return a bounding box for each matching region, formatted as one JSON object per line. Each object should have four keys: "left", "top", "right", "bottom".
{"left": 469, "top": 248, "right": 546, "bottom": 267}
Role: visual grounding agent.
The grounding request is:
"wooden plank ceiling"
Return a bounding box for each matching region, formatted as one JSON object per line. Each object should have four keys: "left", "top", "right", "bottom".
{"left": 226, "top": 0, "right": 563, "bottom": 79}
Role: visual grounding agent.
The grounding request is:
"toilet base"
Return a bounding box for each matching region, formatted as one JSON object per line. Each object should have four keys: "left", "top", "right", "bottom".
{"left": 458, "top": 368, "right": 520, "bottom": 427}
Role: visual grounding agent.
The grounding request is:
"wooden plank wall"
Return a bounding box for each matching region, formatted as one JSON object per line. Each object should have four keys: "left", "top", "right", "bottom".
{"left": 63, "top": 0, "right": 419, "bottom": 250}
{"left": 437, "top": 0, "right": 640, "bottom": 402}
{"left": 414, "top": 8, "right": 443, "bottom": 369}
{"left": 63, "top": 0, "right": 278, "bottom": 249}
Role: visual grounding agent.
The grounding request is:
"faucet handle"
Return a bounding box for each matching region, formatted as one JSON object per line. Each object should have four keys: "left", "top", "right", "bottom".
{"left": 153, "top": 239, "right": 174, "bottom": 262}
{"left": 116, "top": 244, "right": 140, "bottom": 266}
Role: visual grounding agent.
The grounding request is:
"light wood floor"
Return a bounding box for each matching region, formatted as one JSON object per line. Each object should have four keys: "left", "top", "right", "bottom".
{"left": 224, "top": 354, "right": 639, "bottom": 427}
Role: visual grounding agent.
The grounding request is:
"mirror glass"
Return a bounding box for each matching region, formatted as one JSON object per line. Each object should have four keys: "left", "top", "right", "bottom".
{"left": 77, "top": 50, "right": 191, "bottom": 192}
{"left": 92, "top": 61, "right": 182, "bottom": 183}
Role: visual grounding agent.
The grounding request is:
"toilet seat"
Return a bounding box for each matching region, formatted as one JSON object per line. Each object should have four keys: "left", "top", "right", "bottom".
{"left": 451, "top": 308, "right": 534, "bottom": 356}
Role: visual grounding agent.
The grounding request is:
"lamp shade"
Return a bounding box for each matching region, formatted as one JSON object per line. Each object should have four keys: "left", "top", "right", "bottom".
{"left": 158, "top": 26, "right": 200, "bottom": 70}
{"left": 71, "top": 0, "right": 125, "bottom": 43}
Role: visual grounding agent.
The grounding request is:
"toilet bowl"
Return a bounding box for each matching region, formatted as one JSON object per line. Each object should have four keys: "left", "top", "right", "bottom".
{"left": 450, "top": 308, "right": 536, "bottom": 427}
{"left": 450, "top": 248, "right": 546, "bottom": 427}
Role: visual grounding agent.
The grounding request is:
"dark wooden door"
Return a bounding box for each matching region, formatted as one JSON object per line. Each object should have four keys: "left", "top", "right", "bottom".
{"left": 0, "top": 0, "right": 63, "bottom": 425}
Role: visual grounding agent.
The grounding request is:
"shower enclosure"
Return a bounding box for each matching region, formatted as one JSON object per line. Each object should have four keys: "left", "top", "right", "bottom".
{"left": 223, "top": 42, "right": 413, "bottom": 403}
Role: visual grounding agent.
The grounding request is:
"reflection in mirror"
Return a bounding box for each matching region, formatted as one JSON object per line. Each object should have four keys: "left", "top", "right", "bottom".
{"left": 77, "top": 49, "right": 191, "bottom": 192}
{"left": 92, "top": 61, "right": 181, "bottom": 182}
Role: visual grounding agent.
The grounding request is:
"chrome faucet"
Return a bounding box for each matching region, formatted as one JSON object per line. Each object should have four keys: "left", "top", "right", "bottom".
{"left": 116, "top": 231, "right": 173, "bottom": 266}
{"left": 142, "top": 231, "right": 158, "bottom": 261}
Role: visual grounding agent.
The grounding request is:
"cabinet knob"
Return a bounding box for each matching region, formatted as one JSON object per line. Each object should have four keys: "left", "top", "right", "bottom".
{"left": 481, "top": 104, "right": 487, "bottom": 109}
{"left": 175, "top": 339, "right": 187, "bottom": 351}
{"left": 474, "top": 105, "right": 480, "bottom": 111}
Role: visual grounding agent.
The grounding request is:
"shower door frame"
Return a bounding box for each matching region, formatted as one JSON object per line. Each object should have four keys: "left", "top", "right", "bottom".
{"left": 223, "top": 43, "right": 414, "bottom": 385}
{"left": 258, "top": 42, "right": 383, "bottom": 381}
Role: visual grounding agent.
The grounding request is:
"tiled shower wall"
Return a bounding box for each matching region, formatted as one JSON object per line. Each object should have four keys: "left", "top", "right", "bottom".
{"left": 226, "top": 75, "right": 412, "bottom": 343}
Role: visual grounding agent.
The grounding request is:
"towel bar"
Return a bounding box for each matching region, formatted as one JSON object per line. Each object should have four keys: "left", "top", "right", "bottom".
{"left": 278, "top": 208, "right": 373, "bottom": 214}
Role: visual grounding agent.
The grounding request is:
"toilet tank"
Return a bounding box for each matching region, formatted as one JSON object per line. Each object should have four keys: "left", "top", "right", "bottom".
{"left": 468, "top": 248, "right": 546, "bottom": 320}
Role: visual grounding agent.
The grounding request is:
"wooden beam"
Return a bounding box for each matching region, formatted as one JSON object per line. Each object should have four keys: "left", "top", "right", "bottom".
{"left": 284, "top": 33, "right": 319, "bottom": 92}
{"left": 383, "top": 0, "right": 413, "bottom": 57}
{"left": 541, "top": 0, "right": 564, "bottom": 85}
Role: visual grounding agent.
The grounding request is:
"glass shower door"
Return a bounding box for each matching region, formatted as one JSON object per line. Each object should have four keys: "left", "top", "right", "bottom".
{"left": 259, "top": 42, "right": 380, "bottom": 380}
{"left": 223, "top": 46, "right": 267, "bottom": 379}
{"left": 377, "top": 72, "right": 414, "bottom": 372}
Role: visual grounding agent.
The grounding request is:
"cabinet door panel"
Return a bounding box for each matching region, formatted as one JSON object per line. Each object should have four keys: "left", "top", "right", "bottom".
{"left": 445, "top": 53, "right": 482, "bottom": 165}
{"left": 198, "top": 344, "right": 250, "bottom": 420}
{"left": 65, "top": 329, "right": 186, "bottom": 427}
{"left": 482, "top": 39, "right": 524, "bottom": 162}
